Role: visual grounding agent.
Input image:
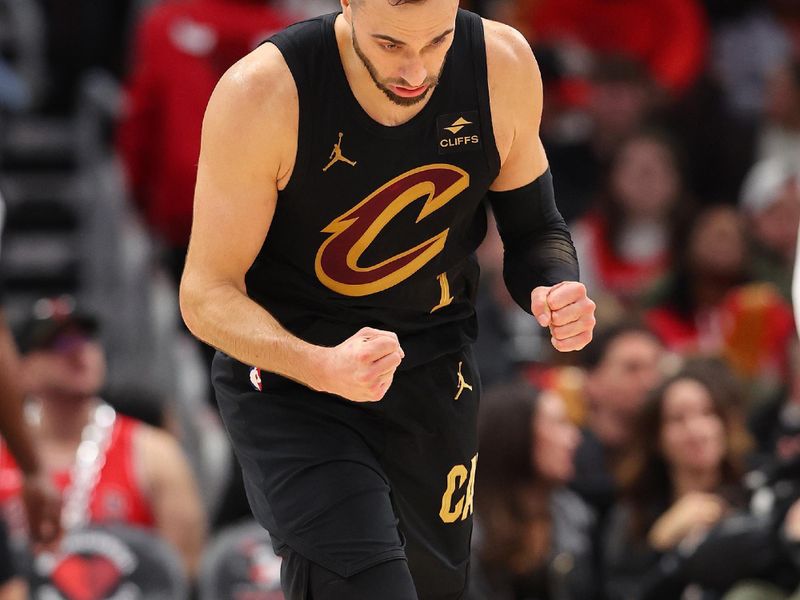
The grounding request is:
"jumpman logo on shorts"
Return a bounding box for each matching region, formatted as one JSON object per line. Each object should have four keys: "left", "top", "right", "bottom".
{"left": 454, "top": 361, "right": 472, "bottom": 400}
{"left": 323, "top": 132, "right": 357, "bottom": 172}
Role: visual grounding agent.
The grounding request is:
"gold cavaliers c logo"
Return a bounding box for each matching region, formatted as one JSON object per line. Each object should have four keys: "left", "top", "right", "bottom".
{"left": 315, "top": 164, "right": 469, "bottom": 297}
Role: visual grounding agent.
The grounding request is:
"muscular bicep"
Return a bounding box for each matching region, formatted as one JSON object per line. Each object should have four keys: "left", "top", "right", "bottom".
{"left": 484, "top": 21, "right": 549, "bottom": 192}
{"left": 184, "top": 44, "right": 297, "bottom": 292}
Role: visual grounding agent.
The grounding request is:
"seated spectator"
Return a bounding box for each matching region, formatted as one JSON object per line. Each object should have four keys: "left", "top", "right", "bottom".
{"left": 0, "top": 298, "right": 207, "bottom": 578}
{"left": 740, "top": 156, "right": 800, "bottom": 300}
{"left": 469, "top": 382, "right": 597, "bottom": 600}
{"left": 544, "top": 57, "right": 659, "bottom": 225}
{"left": 603, "top": 364, "right": 755, "bottom": 600}
{"left": 571, "top": 322, "right": 666, "bottom": 521}
{"left": 645, "top": 205, "right": 795, "bottom": 392}
{"left": 572, "top": 129, "right": 692, "bottom": 308}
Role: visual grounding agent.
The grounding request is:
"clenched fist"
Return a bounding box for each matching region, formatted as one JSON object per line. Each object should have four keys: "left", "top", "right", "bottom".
{"left": 317, "top": 327, "right": 404, "bottom": 402}
{"left": 531, "top": 281, "right": 596, "bottom": 352}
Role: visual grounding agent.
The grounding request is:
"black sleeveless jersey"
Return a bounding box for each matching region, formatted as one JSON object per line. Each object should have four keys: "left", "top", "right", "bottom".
{"left": 246, "top": 10, "right": 501, "bottom": 368}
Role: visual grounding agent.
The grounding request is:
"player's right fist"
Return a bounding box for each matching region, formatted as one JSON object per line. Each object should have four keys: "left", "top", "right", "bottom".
{"left": 317, "top": 327, "right": 404, "bottom": 402}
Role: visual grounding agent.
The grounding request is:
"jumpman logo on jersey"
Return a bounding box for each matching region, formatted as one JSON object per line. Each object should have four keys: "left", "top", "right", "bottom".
{"left": 323, "top": 132, "right": 357, "bottom": 172}
{"left": 454, "top": 361, "right": 473, "bottom": 400}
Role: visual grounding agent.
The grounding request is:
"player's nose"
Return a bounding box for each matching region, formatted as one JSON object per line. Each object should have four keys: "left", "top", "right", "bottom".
{"left": 400, "top": 57, "right": 427, "bottom": 88}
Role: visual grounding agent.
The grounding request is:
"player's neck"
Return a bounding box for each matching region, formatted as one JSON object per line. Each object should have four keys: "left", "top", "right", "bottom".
{"left": 335, "top": 15, "right": 434, "bottom": 128}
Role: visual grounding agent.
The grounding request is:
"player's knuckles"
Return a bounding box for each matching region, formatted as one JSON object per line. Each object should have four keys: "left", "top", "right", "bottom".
{"left": 575, "top": 312, "right": 596, "bottom": 330}
{"left": 549, "top": 282, "right": 586, "bottom": 309}
{"left": 552, "top": 315, "right": 594, "bottom": 339}
{"left": 530, "top": 287, "right": 550, "bottom": 308}
{"left": 367, "top": 382, "right": 389, "bottom": 401}
{"left": 575, "top": 299, "right": 597, "bottom": 324}
{"left": 381, "top": 330, "right": 401, "bottom": 344}
{"left": 383, "top": 353, "right": 402, "bottom": 370}
{"left": 573, "top": 330, "right": 593, "bottom": 350}
{"left": 356, "top": 326, "right": 379, "bottom": 337}
{"left": 353, "top": 346, "right": 375, "bottom": 363}
{"left": 353, "top": 370, "right": 373, "bottom": 385}
{"left": 552, "top": 331, "right": 592, "bottom": 352}
{"left": 551, "top": 306, "right": 579, "bottom": 327}
{"left": 359, "top": 341, "right": 393, "bottom": 361}
{"left": 368, "top": 337, "right": 399, "bottom": 356}
{"left": 551, "top": 323, "right": 579, "bottom": 340}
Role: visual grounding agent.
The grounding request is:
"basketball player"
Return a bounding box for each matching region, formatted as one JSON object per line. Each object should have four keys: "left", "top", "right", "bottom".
{"left": 180, "top": 1, "right": 596, "bottom": 598}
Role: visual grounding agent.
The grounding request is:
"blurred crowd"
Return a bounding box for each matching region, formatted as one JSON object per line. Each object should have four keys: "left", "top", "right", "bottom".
{"left": 1, "top": 0, "right": 800, "bottom": 598}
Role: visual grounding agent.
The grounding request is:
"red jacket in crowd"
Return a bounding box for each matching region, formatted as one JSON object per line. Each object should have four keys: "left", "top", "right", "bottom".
{"left": 528, "top": 0, "right": 709, "bottom": 95}
{"left": 116, "top": 0, "right": 293, "bottom": 249}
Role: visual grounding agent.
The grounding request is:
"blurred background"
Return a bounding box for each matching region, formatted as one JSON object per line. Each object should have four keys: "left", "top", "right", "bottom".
{"left": 1, "top": 0, "right": 800, "bottom": 598}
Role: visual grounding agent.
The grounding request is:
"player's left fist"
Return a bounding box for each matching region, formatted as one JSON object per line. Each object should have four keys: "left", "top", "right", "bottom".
{"left": 531, "top": 281, "right": 596, "bottom": 352}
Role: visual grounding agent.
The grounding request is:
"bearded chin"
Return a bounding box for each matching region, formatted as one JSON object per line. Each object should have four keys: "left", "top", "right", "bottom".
{"left": 351, "top": 31, "right": 439, "bottom": 107}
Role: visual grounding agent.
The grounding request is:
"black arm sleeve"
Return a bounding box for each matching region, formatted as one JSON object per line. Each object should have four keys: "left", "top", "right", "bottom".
{"left": 486, "top": 168, "right": 579, "bottom": 314}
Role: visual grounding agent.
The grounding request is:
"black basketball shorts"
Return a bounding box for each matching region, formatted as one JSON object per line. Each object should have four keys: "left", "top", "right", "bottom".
{"left": 212, "top": 345, "right": 480, "bottom": 600}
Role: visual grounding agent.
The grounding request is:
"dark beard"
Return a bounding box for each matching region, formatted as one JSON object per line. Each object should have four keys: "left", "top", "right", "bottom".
{"left": 351, "top": 30, "right": 442, "bottom": 107}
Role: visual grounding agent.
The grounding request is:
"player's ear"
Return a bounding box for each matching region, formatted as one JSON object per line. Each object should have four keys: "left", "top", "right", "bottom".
{"left": 342, "top": 0, "right": 354, "bottom": 25}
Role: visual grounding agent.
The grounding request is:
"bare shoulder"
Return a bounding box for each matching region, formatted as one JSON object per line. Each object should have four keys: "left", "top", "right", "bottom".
{"left": 203, "top": 42, "right": 299, "bottom": 182}
{"left": 481, "top": 18, "right": 544, "bottom": 166}
{"left": 482, "top": 19, "right": 541, "bottom": 97}
{"left": 213, "top": 42, "right": 297, "bottom": 113}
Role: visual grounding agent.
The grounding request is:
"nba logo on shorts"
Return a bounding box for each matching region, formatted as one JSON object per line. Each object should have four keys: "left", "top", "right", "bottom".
{"left": 249, "top": 367, "right": 263, "bottom": 392}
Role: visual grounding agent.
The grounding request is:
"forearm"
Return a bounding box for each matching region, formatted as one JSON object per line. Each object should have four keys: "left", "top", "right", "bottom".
{"left": 0, "top": 320, "right": 40, "bottom": 475}
{"left": 488, "top": 169, "right": 579, "bottom": 312}
{"left": 179, "top": 278, "right": 329, "bottom": 389}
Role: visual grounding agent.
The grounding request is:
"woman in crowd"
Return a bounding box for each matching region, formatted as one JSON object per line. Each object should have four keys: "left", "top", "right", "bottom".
{"left": 645, "top": 204, "right": 794, "bottom": 394}
{"left": 572, "top": 129, "right": 692, "bottom": 309}
{"left": 603, "top": 363, "right": 755, "bottom": 600}
{"left": 469, "top": 382, "right": 597, "bottom": 600}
